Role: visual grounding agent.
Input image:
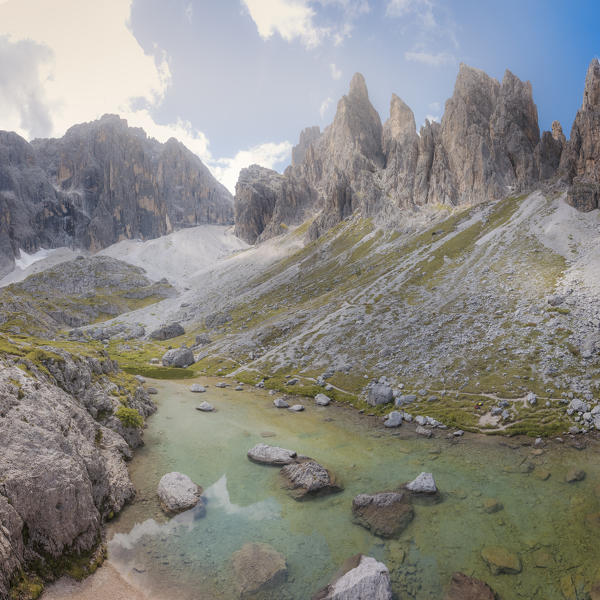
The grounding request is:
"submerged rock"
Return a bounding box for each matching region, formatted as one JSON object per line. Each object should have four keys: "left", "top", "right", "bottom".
{"left": 565, "top": 469, "right": 586, "bottom": 483}
{"left": 280, "top": 460, "right": 342, "bottom": 499}
{"left": 157, "top": 472, "right": 203, "bottom": 515}
{"left": 352, "top": 492, "right": 414, "bottom": 538}
{"left": 162, "top": 346, "right": 195, "bottom": 368}
{"left": 481, "top": 546, "right": 522, "bottom": 575}
{"left": 444, "top": 572, "right": 497, "bottom": 600}
{"left": 232, "top": 542, "right": 287, "bottom": 598}
{"left": 247, "top": 443, "right": 297, "bottom": 465}
{"left": 313, "top": 554, "right": 392, "bottom": 600}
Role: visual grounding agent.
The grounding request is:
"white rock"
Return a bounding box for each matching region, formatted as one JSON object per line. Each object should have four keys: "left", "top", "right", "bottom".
{"left": 324, "top": 555, "right": 392, "bottom": 600}
{"left": 190, "top": 384, "right": 206, "bottom": 393}
{"left": 247, "top": 443, "right": 297, "bottom": 465}
{"left": 315, "top": 393, "right": 331, "bottom": 406}
{"left": 157, "top": 472, "right": 203, "bottom": 514}
{"left": 406, "top": 472, "right": 437, "bottom": 494}
{"left": 288, "top": 404, "right": 305, "bottom": 412}
{"left": 384, "top": 411, "right": 403, "bottom": 428}
{"left": 196, "top": 401, "right": 214, "bottom": 412}
{"left": 273, "top": 398, "right": 289, "bottom": 408}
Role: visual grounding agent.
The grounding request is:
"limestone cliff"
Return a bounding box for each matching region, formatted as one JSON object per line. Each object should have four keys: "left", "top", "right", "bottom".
{"left": 561, "top": 58, "right": 600, "bottom": 211}
{"left": 0, "top": 115, "right": 233, "bottom": 275}
{"left": 235, "top": 64, "right": 557, "bottom": 242}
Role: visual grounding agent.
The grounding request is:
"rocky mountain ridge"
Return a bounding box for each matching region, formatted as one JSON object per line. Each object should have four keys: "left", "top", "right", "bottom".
{"left": 235, "top": 60, "right": 600, "bottom": 244}
{"left": 0, "top": 115, "right": 233, "bottom": 277}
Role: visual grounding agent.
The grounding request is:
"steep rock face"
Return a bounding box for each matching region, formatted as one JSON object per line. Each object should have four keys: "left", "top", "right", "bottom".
{"left": 0, "top": 115, "right": 233, "bottom": 275}
{"left": 0, "top": 350, "right": 154, "bottom": 597}
{"left": 235, "top": 64, "right": 573, "bottom": 243}
{"left": 561, "top": 58, "right": 600, "bottom": 211}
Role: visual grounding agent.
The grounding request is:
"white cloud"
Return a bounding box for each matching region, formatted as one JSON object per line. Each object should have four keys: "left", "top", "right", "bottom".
{"left": 386, "top": 0, "right": 435, "bottom": 27}
{"left": 319, "top": 97, "right": 333, "bottom": 118}
{"left": 424, "top": 114, "right": 440, "bottom": 125}
{"left": 210, "top": 141, "right": 292, "bottom": 194}
{"left": 0, "top": 0, "right": 170, "bottom": 139}
{"left": 241, "top": 0, "right": 369, "bottom": 48}
{"left": 405, "top": 50, "right": 454, "bottom": 66}
{"left": 241, "top": 0, "right": 326, "bottom": 48}
{"left": 0, "top": 0, "right": 289, "bottom": 195}
{"left": 184, "top": 2, "right": 193, "bottom": 22}
{"left": 329, "top": 62, "right": 342, "bottom": 80}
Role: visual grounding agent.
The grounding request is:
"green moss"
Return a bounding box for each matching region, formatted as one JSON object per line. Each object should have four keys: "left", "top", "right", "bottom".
{"left": 115, "top": 406, "right": 143, "bottom": 428}
{"left": 9, "top": 572, "right": 44, "bottom": 600}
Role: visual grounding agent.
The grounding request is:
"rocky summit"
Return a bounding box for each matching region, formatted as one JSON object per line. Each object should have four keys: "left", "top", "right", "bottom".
{"left": 0, "top": 114, "right": 233, "bottom": 276}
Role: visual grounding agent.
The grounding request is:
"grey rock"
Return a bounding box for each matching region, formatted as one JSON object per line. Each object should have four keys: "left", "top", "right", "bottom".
{"left": 351, "top": 492, "right": 413, "bottom": 538}
{"left": 190, "top": 384, "right": 206, "bottom": 393}
{"left": 280, "top": 460, "right": 342, "bottom": 499}
{"left": 149, "top": 322, "right": 185, "bottom": 341}
{"left": 195, "top": 401, "right": 214, "bottom": 412}
{"left": 314, "top": 554, "right": 392, "bottom": 600}
{"left": 247, "top": 443, "right": 297, "bottom": 465}
{"left": 315, "top": 393, "right": 331, "bottom": 406}
{"left": 405, "top": 472, "right": 437, "bottom": 494}
{"left": 415, "top": 425, "right": 433, "bottom": 438}
{"left": 273, "top": 398, "right": 289, "bottom": 408}
{"left": 162, "top": 346, "right": 195, "bottom": 368}
{"left": 288, "top": 404, "right": 305, "bottom": 412}
{"left": 384, "top": 411, "right": 403, "bottom": 428}
{"left": 156, "top": 472, "right": 203, "bottom": 515}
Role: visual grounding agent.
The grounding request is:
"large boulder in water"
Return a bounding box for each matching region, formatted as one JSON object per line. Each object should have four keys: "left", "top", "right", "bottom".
{"left": 280, "top": 460, "right": 342, "bottom": 500}
{"left": 313, "top": 554, "right": 392, "bottom": 600}
{"left": 232, "top": 542, "right": 287, "bottom": 597}
{"left": 444, "top": 572, "right": 498, "bottom": 600}
{"left": 149, "top": 322, "right": 184, "bottom": 340}
{"left": 352, "top": 491, "right": 414, "bottom": 538}
{"left": 162, "top": 346, "right": 195, "bottom": 368}
{"left": 157, "top": 472, "right": 203, "bottom": 515}
{"left": 247, "top": 443, "right": 297, "bottom": 465}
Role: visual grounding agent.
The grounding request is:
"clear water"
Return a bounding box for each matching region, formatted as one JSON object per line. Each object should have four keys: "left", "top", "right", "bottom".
{"left": 105, "top": 379, "right": 600, "bottom": 599}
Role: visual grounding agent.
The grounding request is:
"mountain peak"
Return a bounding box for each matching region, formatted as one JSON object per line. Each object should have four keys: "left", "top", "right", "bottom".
{"left": 349, "top": 72, "right": 369, "bottom": 100}
{"left": 583, "top": 57, "right": 600, "bottom": 110}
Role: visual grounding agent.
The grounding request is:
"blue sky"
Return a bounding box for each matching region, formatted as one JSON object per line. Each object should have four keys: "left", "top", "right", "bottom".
{"left": 1, "top": 0, "right": 598, "bottom": 192}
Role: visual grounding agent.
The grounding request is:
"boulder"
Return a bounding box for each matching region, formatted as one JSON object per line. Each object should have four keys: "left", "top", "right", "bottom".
{"left": 288, "top": 404, "right": 305, "bottom": 412}
{"left": 368, "top": 383, "right": 394, "bottom": 406}
{"left": 565, "top": 469, "right": 586, "bottom": 483}
{"left": 384, "top": 411, "right": 403, "bottom": 428}
{"left": 483, "top": 498, "right": 503, "bottom": 514}
{"left": 195, "top": 334, "right": 212, "bottom": 345}
{"left": 444, "top": 572, "right": 497, "bottom": 600}
{"left": 149, "top": 322, "right": 184, "bottom": 341}
{"left": 247, "top": 443, "right": 297, "bottom": 465}
{"left": 415, "top": 425, "right": 433, "bottom": 438}
{"left": 162, "top": 346, "right": 195, "bottom": 368}
{"left": 313, "top": 554, "right": 392, "bottom": 600}
{"left": 280, "top": 460, "right": 342, "bottom": 499}
{"left": 481, "top": 546, "right": 522, "bottom": 575}
{"left": 273, "top": 398, "right": 289, "bottom": 408}
{"left": 232, "top": 542, "right": 287, "bottom": 598}
{"left": 157, "top": 472, "right": 203, "bottom": 515}
{"left": 352, "top": 492, "right": 414, "bottom": 537}
{"left": 315, "top": 393, "right": 331, "bottom": 406}
{"left": 405, "top": 472, "right": 437, "bottom": 494}
{"left": 196, "top": 401, "right": 214, "bottom": 412}
{"left": 190, "top": 384, "right": 206, "bottom": 393}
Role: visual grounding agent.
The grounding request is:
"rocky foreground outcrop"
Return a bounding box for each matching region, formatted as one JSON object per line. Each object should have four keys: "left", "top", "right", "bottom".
{"left": 0, "top": 114, "right": 233, "bottom": 276}
{"left": 0, "top": 346, "right": 154, "bottom": 597}
{"left": 235, "top": 59, "right": 600, "bottom": 244}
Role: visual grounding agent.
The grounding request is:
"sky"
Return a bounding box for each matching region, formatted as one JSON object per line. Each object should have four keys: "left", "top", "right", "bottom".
{"left": 0, "top": 0, "right": 598, "bottom": 193}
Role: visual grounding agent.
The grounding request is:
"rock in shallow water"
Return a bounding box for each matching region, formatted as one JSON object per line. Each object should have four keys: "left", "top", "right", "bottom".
{"left": 280, "top": 460, "right": 342, "bottom": 499}
{"left": 405, "top": 472, "right": 437, "bottom": 494}
{"left": 384, "top": 411, "right": 403, "bottom": 428}
{"left": 157, "top": 472, "right": 203, "bottom": 515}
{"left": 247, "top": 443, "right": 297, "bottom": 465}
{"left": 288, "top": 404, "right": 305, "bottom": 412}
{"left": 352, "top": 492, "right": 414, "bottom": 538}
{"left": 315, "top": 393, "right": 331, "bottom": 406}
{"left": 196, "top": 401, "right": 214, "bottom": 412}
{"left": 273, "top": 397, "right": 289, "bottom": 408}
{"left": 190, "top": 384, "right": 206, "bottom": 393}
{"left": 313, "top": 554, "right": 392, "bottom": 600}
{"left": 443, "top": 572, "right": 497, "bottom": 600}
{"left": 481, "top": 546, "right": 522, "bottom": 575}
{"left": 232, "top": 542, "right": 287, "bottom": 598}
